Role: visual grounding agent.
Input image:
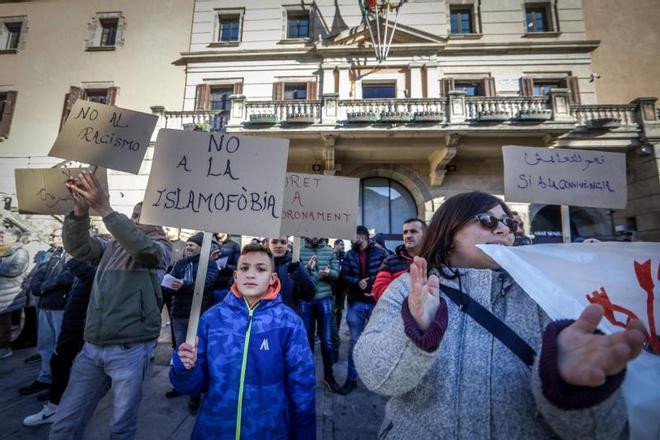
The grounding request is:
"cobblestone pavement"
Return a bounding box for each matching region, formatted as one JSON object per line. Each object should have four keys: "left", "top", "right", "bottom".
{"left": 0, "top": 314, "right": 386, "bottom": 439}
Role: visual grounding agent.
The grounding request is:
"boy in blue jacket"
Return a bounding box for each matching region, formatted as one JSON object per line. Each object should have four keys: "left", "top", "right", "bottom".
{"left": 170, "top": 243, "right": 316, "bottom": 439}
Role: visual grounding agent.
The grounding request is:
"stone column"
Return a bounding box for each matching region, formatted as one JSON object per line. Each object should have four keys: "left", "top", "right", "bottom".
{"left": 408, "top": 63, "right": 423, "bottom": 98}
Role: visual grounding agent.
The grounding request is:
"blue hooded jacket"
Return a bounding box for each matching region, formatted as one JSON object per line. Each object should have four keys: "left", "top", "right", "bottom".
{"left": 169, "top": 278, "right": 316, "bottom": 439}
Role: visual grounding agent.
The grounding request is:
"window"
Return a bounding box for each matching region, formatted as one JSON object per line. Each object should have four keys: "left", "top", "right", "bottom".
{"left": 455, "top": 80, "right": 481, "bottom": 97}
{"left": 86, "top": 12, "right": 125, "bottom": 50}
{"left": 99, "top": 18, "right": 118, "bottom": 46}
{"left": 526, "top": 6, "right": 550, "bottom": 32}
{"left": 359, "top": 178, "right": 417, "bottom": 249}
{"left": 287, "top": 11, "right": 310, "bottom": 39}
{"left": 533, "top": 80, "right": 560, "bottom": 96}
{"left": 210, "top": 86, "right": 232, "bottom": 113}
{"left": 450, "top": 7, "right": 473, "bottom": 34}
{"left": 362, "top": 83, "right": 396, "bottom": 99}
{"left": 219, "top": 16, "right": 240, "bottom": 42}
{"left": 284, "top": 83, "right": 307, "bottom": 100}
{"left": 85, "top": 89, "right": 109, "bottom": 104}
{"left": 4, "top": 22, "right": 21, "bottom": 49}
{"left": 0, "top": 91, "right": 18, "bottom": 138}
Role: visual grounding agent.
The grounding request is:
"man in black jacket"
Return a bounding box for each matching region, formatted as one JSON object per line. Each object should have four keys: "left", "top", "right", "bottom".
{"left": 23, "top": 259, "right": 97, "bottom": 426}
{"left": 338, "top": 226, "right": 388, "bottom": 394}
{"left": 19, "top": 247, "right": 73, "bottom": 396}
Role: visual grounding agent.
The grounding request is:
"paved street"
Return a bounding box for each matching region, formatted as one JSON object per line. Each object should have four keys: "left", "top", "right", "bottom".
{"left": 0, "top": 315, "right": 386, "bottom": 439}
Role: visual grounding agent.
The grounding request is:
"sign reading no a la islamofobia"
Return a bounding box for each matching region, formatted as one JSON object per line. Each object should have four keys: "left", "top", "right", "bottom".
{"left": 280, "top": 173, "right": 359, "bottom": 240}
{"left": 140, "top": 129, "right": 289, "bottom": 237}
{"left": 49, "top": 100, "right": 158, "bottom": 174}
{"left": 15, "top": 167, "right": 108, "bottom": 215}
{"left": 503, "top": 145, "right": 627, "bottom": 209}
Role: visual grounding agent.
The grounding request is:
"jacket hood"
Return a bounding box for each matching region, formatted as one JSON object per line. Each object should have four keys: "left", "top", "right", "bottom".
{"left": 395, "top": 244, "right": 414, "bottom": 261}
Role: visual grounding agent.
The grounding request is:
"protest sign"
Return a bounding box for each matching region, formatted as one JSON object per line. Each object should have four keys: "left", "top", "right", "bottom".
{"left": 479, "top": 242, "right": 660, "bottom": 440}
{"left": 15, "top": 167, "right": 108, "bottom": 215}
{"left": 280, "top": 173, "right": 359, "bottom": 240}
{"left": 502, "top": 145, "right": 627, "bottom": 209}
{"left": 49, "top": 100, "right": 157, "bottom": 174}
{"left": 140, "top": 129, "right": 289, "bottom": 237}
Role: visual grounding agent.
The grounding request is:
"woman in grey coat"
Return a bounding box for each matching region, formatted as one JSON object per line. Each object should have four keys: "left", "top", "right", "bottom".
{"left": 354, "top": 192, "right": 645, "bottom": 439}
{"left": 0, "top": 228, "right": 30, "bottom": 359}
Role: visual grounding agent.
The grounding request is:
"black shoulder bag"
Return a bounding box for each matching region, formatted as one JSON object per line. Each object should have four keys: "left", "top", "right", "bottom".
{"left": 440, "top": 284, "right": 537, "bottom": 367}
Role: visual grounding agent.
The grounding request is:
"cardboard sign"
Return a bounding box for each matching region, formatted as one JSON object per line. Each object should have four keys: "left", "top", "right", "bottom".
{"left": 503, "top": 145, "right": 627, "bottom": 209}
{"left": 280, "top": 173, "right": 359, "bottom": 240}
{"left": 49, "top": 100, "right": 157, "bottom": 174}
{"left": 15, "top": 167, "right": 108, "bottom": 215}
{"left": 140, "top": 129, "right": 289, "bottom": 236}
{"left": 479, "top": 242, "right": 660, "bottom": 440}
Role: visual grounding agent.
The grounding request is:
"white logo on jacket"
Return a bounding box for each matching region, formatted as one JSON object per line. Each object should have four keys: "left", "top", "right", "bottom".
{"left": 259, "top": 338, "right": 269, "bottom": 351}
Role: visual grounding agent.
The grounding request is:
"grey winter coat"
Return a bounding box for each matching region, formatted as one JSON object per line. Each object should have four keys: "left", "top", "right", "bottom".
{"left": 354, "top": 268, "right": 628, "bottom": 440}
{"left": 0, "top": 245, "right": 30, "bottom": 314}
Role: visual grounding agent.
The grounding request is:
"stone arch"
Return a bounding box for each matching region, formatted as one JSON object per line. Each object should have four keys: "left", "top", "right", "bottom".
{"left": 348, "top": 165, "right": 431, "bottom": 217}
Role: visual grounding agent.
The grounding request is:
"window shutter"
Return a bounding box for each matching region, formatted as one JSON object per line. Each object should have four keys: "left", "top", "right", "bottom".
{"left": 0, "top": 91, "right": 17, "bottom": 138}
{"left": 195, "top": 84, "right": 211, "bottom": 111}
{"left": 306, "top": 81, "right": 318, "bottom": 100}
{"left": 106, "top": 87, "right": 119, "bottom": 105}
{"left": 520, "top": 77, "right": 534, "bottom": 96}
{"left": 333, "top": 68, "right": 339, "bottom": 94}
{"left": 440, "top": 78, "right": 455, "bottom": 97}
{"left": 481, "top": 77, "right": 496, "bottom": 97}
{"left": 272, "top": 82, "right": 284, "bottom": 100}
{"left": 233, "top": 82, "right": 243, "bottom": 95}
{"left": 421, "top": 66, "right": 428, "bottom": 98}
{"left": 561, "top": 76, "right": 580, "bottom": 105}
{"left": 60, "top": 86, "right": 85, "bottom": 130}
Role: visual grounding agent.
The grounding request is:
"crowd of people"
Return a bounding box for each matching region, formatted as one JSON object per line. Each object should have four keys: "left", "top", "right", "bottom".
{"left": 0, "top": 170, "right": 648, "bottom": 439}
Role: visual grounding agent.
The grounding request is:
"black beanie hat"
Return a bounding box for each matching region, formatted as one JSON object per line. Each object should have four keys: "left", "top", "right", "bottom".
{"left": 187, "top": 232, "right": 204, "bottom": 247}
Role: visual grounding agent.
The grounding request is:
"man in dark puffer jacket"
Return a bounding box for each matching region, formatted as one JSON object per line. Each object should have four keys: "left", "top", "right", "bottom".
{"left": 339, "top": 225, "right": 388, "bottom": 394}
{"left": 23, "top": 259, "right": 97, "bottom": 426}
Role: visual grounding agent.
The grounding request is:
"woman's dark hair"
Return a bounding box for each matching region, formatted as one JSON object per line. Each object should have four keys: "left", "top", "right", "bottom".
{"left": 418, "top": 192, "right": 512, "bottom": 275}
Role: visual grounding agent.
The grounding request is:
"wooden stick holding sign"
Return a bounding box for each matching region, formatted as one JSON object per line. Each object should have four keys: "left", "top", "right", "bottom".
{"left": 291, "top": 236, "right": 301, "bottom": 263}
{"left": 185, "top": 231, "right": 213, "bottom": 345}
{"left": 560, "top": 205, "right": 571, "bottom": 243}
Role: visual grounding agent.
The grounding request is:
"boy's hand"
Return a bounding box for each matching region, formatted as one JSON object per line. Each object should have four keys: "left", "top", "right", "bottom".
{"left": 177, "top": 337, "right": 198, "bottom": 370}
{"left": 358, "top": 278, "right": 369, "bottom": 290}
{"left": 318, "top": 266, "right": 330, "bottom": 278}
{"left": 171, "top": 279, "right": 184, "bottom": 290}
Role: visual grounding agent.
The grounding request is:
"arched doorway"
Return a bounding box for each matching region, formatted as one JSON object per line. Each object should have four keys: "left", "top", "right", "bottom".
{"left": 358, "top": 177, "right": 417, "bottom": 249}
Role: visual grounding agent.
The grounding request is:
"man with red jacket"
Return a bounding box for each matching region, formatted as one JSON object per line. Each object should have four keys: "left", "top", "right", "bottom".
{"left": 372, "top": 218, "right": 426, "bottom": 302}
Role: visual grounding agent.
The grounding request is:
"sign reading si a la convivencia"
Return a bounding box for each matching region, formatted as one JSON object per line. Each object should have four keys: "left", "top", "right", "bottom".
{"left": 503, "top": 145, "right": 627, "bottom": 209}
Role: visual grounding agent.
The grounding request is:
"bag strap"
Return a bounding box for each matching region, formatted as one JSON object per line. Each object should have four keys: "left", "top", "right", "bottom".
{"left": 440, "top": 284, "right": 536, "bottom": 367}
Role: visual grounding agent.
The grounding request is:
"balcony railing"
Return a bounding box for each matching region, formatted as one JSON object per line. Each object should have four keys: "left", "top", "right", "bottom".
{"left": 246, "top": 100, "right": 322, "bottom": 125}
{"left": 153, "top": 91, "right": 651, "bottom": 134}
{"left": 571, "top": 104, "right": 639, "bottom": 128}
{"left": 465, "top": 96, "right": 550, "bottom": 121}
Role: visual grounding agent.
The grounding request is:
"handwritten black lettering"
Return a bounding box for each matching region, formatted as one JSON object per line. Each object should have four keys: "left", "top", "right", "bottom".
{"left": 176, "top": 155, "right": 192, "bottom": 172}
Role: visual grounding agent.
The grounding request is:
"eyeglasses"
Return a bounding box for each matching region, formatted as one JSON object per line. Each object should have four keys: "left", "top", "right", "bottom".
{"left": 474, "top": 213, "right": 518, "bottom": 233}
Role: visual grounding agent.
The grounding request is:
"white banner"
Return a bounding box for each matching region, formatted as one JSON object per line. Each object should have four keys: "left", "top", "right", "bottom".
{"left": 503, "top": 145, "right": 627, "bottom": 209}
{"left": 479, "top": 242, "right": 660, "bottom": 440}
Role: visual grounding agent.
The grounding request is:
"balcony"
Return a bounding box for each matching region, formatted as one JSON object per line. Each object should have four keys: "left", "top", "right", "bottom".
{"left": 152, "top": 90, "right": 653, "bottom": 139}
